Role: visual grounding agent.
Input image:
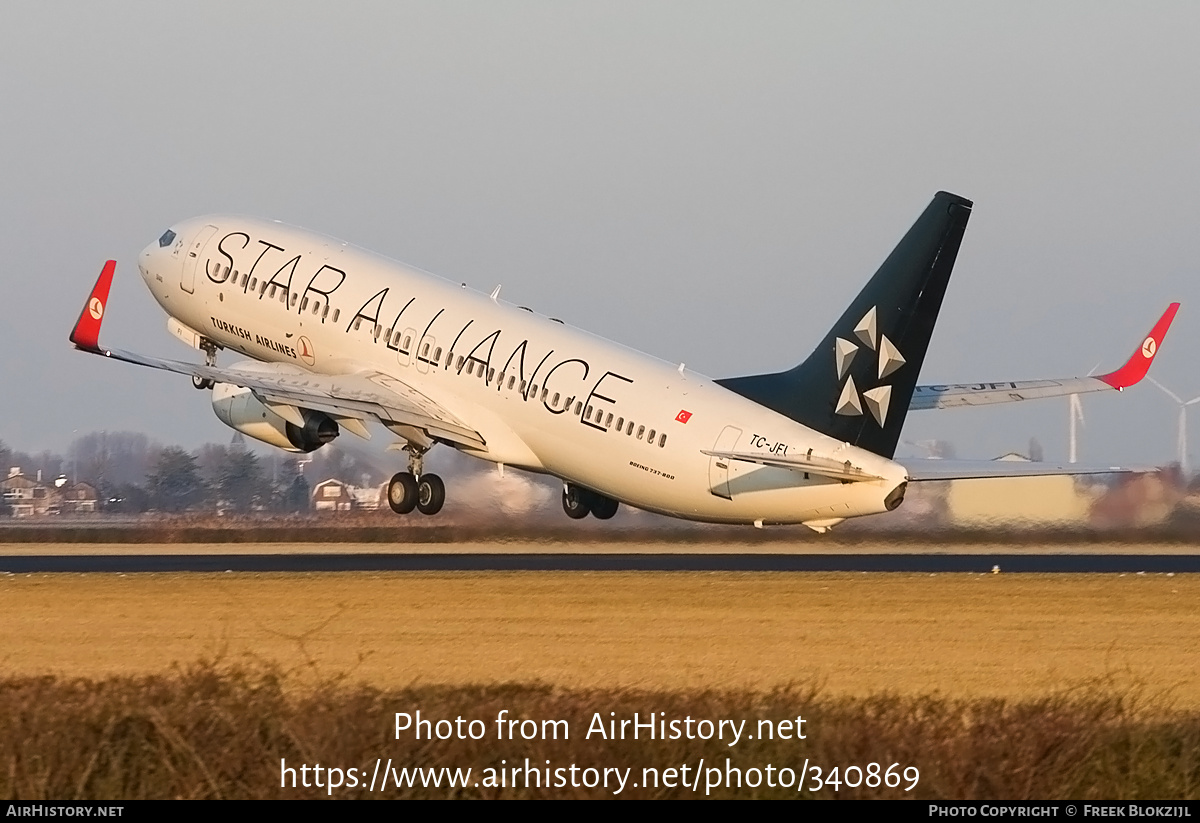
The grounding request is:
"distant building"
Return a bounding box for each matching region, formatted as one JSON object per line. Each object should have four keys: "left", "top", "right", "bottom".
{"left": 310, "top": 477, "right": 386, "bottom": 512}
{"left": 311, "top": 479, "right": 355, "bottom": 512}
{"left": 1, "top": 468, "right": 98, "bottom": 517}
{"left": 946, "top": 453, "right": 1096, "bottom": 528}
{"left": 59, "top": 480, "right": 98, "bottom": 514}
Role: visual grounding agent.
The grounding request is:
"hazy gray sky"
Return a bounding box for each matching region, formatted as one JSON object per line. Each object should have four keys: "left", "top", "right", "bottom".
{"left": 3, "top": 2, "right": 1199, "bottom": 468}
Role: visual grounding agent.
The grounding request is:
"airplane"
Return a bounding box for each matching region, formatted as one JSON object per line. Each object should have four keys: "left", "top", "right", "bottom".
{"left": 69, "top": 191, "right": 1178, "bottom": 531}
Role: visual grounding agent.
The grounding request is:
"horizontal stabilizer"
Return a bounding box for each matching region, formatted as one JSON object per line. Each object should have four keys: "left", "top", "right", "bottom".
{"left": 702, "top": 449, "right": 884, "bottom": 482}
{"left": 900, "top": 458, "right": 1140, "bottom": 482}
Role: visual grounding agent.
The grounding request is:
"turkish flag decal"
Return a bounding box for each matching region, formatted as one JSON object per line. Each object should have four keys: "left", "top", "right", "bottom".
{"left": 675, "top": 410, "right": 692, "bottom": 424}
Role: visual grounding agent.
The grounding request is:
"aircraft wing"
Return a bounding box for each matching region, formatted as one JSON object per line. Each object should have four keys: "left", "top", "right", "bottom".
{"left": 69, "top": 261, "right": 485, "bottom": 449}
{"left": 908, "top": 303, "right": 1179, "bottom": 410}
{"left": 898, "top": 458, "right": 1141, "bottom": 482}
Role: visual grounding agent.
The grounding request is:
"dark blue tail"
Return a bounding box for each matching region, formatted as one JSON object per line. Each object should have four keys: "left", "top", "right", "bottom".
{"left": 716, "top": 191, "right": 973, "bottom": 458}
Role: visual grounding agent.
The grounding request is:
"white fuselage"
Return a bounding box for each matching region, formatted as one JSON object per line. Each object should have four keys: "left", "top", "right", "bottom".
{"left": 137, "top": 215, "right": 908, "bottom": 525}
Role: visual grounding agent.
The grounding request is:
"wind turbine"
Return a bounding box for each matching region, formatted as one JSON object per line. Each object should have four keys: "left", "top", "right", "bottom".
{"left": 1068, "top": 362, "right": 1101, "bottom": 464}
{"left": 1148, "top": 377, "right": 1200, "bottom": 478}
{"left": 1068, "top": 393, "right": 1084, "bottom": 464}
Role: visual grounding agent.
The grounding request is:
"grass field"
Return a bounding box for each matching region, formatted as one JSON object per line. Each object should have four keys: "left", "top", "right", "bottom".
{"left": 3, "top": 566, "right": 1198, "bottom": 705}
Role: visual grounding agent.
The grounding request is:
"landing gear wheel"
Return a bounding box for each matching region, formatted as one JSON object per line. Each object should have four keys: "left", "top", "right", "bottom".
{"left": 416, "top": 474, "right": 446, "bottom": 516}
{"left": 562, "top": 485, "right": 592, "bottom": 519}
{"left": 590, "top": 494, "right": 619, "bottom": 520}
{"left": 387, "top": 472, "right": 418, "bottom": 514}
{"left": 192, "top": 375, "right": 215, "bottom": 390}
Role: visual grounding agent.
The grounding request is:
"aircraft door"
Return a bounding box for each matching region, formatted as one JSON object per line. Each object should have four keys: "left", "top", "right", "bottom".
{"left": 709, "top": 425, "right": 742, "bottom": 499}
{"left": 182, "top": 225, "right": 219, "bottom": 294}
{"left": 414, "top": 336, "right": 436, "bottom": 374}
{"left": 396, "top": 327, "right": 417, "bottom": 367}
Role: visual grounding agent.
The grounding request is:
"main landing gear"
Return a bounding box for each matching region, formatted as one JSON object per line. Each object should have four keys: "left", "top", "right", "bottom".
{"left": 387, "top": 448, "right": 445, "bottom": 516}
{"left": 562, "top": 483, "right": 619, "bottom": 520}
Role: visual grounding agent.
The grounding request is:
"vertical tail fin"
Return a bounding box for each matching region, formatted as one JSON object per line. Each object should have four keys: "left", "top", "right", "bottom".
{"left": 716, "top": 191, "right": 973, "bottom": 458}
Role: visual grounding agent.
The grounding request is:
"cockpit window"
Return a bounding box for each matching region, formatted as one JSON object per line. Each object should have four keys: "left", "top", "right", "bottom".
{"left": 158, "top": 229, "right": 176, "bottom": 248}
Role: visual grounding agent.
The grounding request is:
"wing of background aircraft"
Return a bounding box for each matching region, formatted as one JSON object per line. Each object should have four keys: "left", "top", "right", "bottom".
{"left": 908, "top": 303, "right": 1179, "bottom": 410}
{"left": 69, "top": 261, "right": 485, "bottom": 450}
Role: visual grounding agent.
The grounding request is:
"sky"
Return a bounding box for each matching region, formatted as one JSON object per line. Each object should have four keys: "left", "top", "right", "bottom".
{"left": 3, "top": 2, "right": 1200, "bottom": 470}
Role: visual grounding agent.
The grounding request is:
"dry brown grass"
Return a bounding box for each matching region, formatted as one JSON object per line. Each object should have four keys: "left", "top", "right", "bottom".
{"left": 2, "top": 571, "right": 1198, "bottom": 705}
{"left": 6, "top": 667, "right": 1199, "bottom": 799}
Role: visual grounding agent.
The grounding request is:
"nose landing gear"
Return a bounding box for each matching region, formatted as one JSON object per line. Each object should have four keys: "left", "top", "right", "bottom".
{"left": 191, "top": 339, "right": 219, "bottom": 390}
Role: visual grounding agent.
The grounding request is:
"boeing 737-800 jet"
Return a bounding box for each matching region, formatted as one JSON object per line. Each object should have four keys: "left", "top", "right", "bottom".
{"left": 70, "top": 192, "right": 1178, "bottom": 530}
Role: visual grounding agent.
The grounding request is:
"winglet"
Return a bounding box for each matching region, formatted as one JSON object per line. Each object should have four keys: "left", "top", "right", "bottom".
{"left": 1097, "top": 303, "right": 1180, "bottom": 389}
{"left": 69, "top": 260, "right": 116, "bottom": 352}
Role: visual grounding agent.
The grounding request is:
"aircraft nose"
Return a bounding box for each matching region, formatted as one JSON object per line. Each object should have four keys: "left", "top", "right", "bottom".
{"left": 139, "top": 227, "right": 179, "bottom": 283}
{"left": 137, "top": 241, "right": 157, "bottom": 283}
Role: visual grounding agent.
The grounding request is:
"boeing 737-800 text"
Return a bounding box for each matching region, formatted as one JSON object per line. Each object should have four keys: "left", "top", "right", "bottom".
{"left": 70, "top": 192, "right": 1177, "bottom": 530}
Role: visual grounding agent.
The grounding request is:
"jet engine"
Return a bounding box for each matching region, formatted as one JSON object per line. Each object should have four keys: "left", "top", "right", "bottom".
{"left": 211, "top": 382, "right": 338, "bottom": 453}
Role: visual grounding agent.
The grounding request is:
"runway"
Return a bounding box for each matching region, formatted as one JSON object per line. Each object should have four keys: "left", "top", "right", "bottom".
{"left": 2, "top": 553, "right": 1198, "bottom": 573}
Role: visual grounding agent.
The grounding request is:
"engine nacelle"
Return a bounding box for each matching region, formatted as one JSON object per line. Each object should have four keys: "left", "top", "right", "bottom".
{"left": 211, "top": 383, "right": 338, "bottom": 453}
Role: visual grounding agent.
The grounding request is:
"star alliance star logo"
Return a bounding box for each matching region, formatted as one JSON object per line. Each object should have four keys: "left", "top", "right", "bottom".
{"left": 833, "top": 306, "right": 906, "bottom": 426}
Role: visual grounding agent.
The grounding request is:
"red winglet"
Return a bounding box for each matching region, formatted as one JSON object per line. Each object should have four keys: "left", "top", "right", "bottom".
{"left": 1097, "top": 302, "right": 1180, "bottom": 389}
{"left": 70, "top": 260, "right": 116, "bottom": 352}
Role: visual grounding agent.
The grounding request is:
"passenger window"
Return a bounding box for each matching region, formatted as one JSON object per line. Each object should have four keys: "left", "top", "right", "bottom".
{"left": 520, "top": 380, "right": 527, "bottom": 393}
{"left": 541, "top": 388, "right": 548, "bottom": 401}
{"left": 434, "top": 347, "right": 442, "bottom": 361}
{"left": 605, "top": 413, "right": 613, "bottom": 427}
{"left": 374, "top": 325, "right": 382, "bottom": 340}
{"left": 322, "top": 304, "right": 330, "bottom": 320}
{"left": 616, "top": 417, "right": 624, "bottom": 430}
{"left": 488, "top": 368, "right": 495, "bottom": 382}
{"left": 312, "top": 300, "right": 320, "bottom": 315}
{"left": 659, "top": 433, "right": 667, "bottom": 448}
{"left": 637, "top": 426, "right": 645, "bottom": 440}
{"left": 456, "top": 356, "right": 464, "bottom": 370}
{"left": 421, "top": 343, "right": 429, "bottom": 357}
{"left": 402, "top": 336, "right": 412, "bottom": 350}
{"left": 508, "top": 376, "right": 516, "bottom": 390}
{"left": 552, "top": 392, "right": 560, "bottom": 407}
{"left": 627, "top": 421, "right": 634, "bottom": 436}
{"left": 574, "top": 402, "right": 582, "bottom": 415}
{"left": 223, "top": 265, "right": 230, "bottom": 279}
{"left": 251, "top": 278, "right": 258, "bottom": 291}
{"left": 269, "top": 284, "right": 278, "bottom": 299}
{"left": 240, "top": 272, "right": 247, "bottom": 287}
{"left": 301, "top": 297, "right": 309, "bottom": 311}
{"left": 466, "top": 361, "right": 474, "bottom": 376}
{"left": 280, "top": 289, "right": 287, "bottom": 304}
{"left": 648, "top": 429, "right": 656, "bottom": 442}
{"left": 354, "top": 317, "right": 363, "bottom": 331}
{"left": 585, "top": 405, "right": 593, "bottom": 419}
{"left": 333, "top": 309, "right": 340, "bottom": 322}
